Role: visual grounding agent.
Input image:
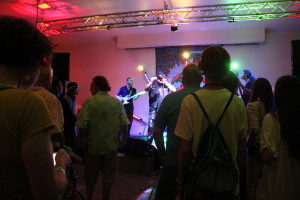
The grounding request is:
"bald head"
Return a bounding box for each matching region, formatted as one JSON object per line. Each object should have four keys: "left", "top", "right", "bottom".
{"left": 182, "top": 63, "right": 203, "bottom": 87}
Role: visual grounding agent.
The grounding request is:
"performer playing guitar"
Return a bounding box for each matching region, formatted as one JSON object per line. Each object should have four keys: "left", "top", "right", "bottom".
{"left": 116, "top": 77, "right": 140, "bottom": 137}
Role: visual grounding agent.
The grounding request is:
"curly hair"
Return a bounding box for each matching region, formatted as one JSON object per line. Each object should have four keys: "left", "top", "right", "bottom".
{"left": 274, "top": 75, "right": 300, "bottom": 162}
{"left": 93, "top": 76, "right": 111, "bottom": 92}
{"left": 198, "top": 46, "right": 231, "bottom": 81}
{"left": 0, "top": 16, "right": 53, "bottom": 71}
{"left": 249, "top": 78, "right": 273, "bottom": 113}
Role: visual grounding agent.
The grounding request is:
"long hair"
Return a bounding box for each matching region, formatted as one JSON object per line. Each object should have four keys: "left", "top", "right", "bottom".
{"left": 198, "top": 46, "right": 231, "bottom": 81}
{"left": 274, "top": 75, "right": 300, "bottom": 162}
{"left": 93, "top": 76, "right": 111, "bottom": 92}
{"left": 249, "top": 78, "right": 273, "bottom": 113}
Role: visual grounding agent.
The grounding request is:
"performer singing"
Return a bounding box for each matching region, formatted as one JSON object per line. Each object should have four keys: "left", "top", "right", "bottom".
{"left": 116, "top": 77, "right": 139, "bottom": 137}
{"left": 145, "top": 72, "right": 176, "bottom": 143}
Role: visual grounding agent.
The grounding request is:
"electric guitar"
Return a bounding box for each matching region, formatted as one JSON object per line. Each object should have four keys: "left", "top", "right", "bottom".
{"left": 122, "top": 91, "right": 146, "bottom": 105}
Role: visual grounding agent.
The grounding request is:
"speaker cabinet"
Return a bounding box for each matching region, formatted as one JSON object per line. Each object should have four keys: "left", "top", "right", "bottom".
{"left": 52, "top": 53, "right": 70, "bottom": 81}
{"left": 292, "top": 40, "right": 300, "bottom": 79}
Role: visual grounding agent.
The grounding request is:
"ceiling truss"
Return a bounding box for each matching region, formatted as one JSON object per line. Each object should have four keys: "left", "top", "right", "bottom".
{"left": 37, "top": 0, "right": 300, "bottom": 35}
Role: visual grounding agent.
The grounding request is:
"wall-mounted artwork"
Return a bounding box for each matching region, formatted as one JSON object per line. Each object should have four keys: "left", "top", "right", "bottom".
{"left": 155, "top": 46, "right": 208, "bottom": 90}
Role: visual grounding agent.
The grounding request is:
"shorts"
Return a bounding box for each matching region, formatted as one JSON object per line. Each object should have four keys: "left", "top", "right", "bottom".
{"left": 84, "top": 151, "right": 118, "bottom": 185}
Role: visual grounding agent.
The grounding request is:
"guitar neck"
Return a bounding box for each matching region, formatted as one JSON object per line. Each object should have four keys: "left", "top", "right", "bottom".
{"left": 127, "top": 94, "right": 137, "bottom": 101}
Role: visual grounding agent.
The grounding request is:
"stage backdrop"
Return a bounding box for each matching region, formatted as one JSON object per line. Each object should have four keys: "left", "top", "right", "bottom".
{"left": 155, "top": 46, "right": 209, "bottom": 89}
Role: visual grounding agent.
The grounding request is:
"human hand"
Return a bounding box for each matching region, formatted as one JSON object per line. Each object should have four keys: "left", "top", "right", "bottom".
{"left": 151, "top": 77, "right": 157, "bottom": 82}
{"left": 55, "top": 149, "right": 71, "bottom": 168}
{"left": 161, "top": 78, "right": 168, "bottom": 84}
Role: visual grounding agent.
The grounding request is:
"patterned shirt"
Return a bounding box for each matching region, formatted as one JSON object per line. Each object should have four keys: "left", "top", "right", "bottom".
{"left": 76, "top": 91, "right": 130, "bottom": 155}
{"left": 31, "top": 86, "right": 64, "bottom": 134}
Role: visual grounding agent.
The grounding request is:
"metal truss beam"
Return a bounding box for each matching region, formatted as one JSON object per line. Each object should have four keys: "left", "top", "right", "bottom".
{"left": 37, "top": 0, "right": 300, "bottom": 35}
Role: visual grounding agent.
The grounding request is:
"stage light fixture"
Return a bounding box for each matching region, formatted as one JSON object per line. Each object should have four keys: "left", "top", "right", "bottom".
{"left": 183, "top": 52, "right": 190, "bottom": 60}
{"left": 171, "top": 24, "right": 178, "bottom": 32}
{"left": 230, "top": 62, "right": 239, "bottom": 70}
{"left": 138, "top": 65, "right": 144, "bottom": 71}
{"left": 38, "top": 3, "right": 51, "bottom": 9}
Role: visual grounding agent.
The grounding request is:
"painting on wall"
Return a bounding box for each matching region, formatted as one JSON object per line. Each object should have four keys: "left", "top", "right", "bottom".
{"left": 155, "top": 46, "right": 208, "bottom": 90}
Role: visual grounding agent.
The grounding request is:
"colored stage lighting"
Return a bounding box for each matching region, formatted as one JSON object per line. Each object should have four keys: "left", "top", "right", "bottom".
{"left": 231, "top": 63, "right": 239, "bottom": 70}
{"left": 138, "top": 65, "right": 144, "bottom": 71}
{"left": 183, "top": 52, "right": 190, "bottom": 60}
{"left": 38, "top": 3, "right": 51, "bottom": 9}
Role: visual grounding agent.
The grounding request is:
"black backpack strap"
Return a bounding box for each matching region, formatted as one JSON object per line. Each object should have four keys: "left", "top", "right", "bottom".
{"left": 0, "top": 87, "right": 13, "bottom": 92}
{"left": 192, "top": 93, "right": 234, "bottom": 126}
{"left": 191, "top": 93, "right": 211, "bottom": 124}
{"left": 216, "top": 93, "right": 234, "bottom": 126}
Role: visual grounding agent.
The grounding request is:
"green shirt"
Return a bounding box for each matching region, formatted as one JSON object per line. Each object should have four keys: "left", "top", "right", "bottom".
{"left": 76, "top": 91, "right": 130, "bottom": 155}
{"left": 155, "top": 86, "right": 201, "bottom": 166}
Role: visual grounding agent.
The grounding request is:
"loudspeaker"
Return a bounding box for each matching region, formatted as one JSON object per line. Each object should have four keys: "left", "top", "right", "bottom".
{"left": 292, "top": 40, "right": 300, "bottom": 79}
{"left": 52, "top": 53, "right": 70, "bottom": 81}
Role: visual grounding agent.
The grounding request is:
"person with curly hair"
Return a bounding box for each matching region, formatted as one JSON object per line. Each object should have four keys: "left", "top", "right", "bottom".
{"left": 76, "top": 76, "right": 130, "bottom": 200}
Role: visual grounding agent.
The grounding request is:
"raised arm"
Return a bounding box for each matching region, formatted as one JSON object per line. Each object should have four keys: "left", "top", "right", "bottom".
{"left": 163, "top": 80, "right": 176, "bottom": 92}
{"left": 238, "top": 81, "right": 251, "bottom": 95}
{"left": 145, "top": 77, "right": 157, "bottom": 91}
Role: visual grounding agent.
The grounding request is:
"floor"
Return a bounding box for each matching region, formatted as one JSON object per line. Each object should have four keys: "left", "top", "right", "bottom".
{"left": 72, "top": 162, "right": 160, "bottom": 200}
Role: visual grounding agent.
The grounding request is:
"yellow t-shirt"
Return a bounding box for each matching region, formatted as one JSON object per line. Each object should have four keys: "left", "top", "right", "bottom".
{"left": 0, "top": 85, "right": 55, "bottom": 199}
{"left": 174, "top": 88, "right": 248, "bottom": 195}
{"left": 259, "top": 114, "right": 300, "bottom": 200}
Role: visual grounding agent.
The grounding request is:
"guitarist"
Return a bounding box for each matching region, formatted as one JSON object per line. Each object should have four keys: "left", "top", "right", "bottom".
{"left": 116, "top": 77, "right": 139, "bottom": 137}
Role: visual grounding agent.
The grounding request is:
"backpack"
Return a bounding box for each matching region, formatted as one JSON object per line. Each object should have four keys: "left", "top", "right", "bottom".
{"left": 183, "top": 93, "right": 239, "bottom": 200}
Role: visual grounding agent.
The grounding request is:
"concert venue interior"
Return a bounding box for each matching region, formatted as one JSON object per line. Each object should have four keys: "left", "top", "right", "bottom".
{"left": 1, "top": 0, "right": 299, "bottom": 199}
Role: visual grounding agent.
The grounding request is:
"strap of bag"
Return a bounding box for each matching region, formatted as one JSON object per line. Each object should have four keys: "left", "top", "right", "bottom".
{"left": 191, "top": 93, "right": 234, "bottom": 126}
{"left": 0, "top": 87, "right": 14, "bottom": 92}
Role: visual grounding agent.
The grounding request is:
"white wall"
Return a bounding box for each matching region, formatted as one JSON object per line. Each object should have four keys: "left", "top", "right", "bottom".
{"left": 54, "top": 31, "right": 299, "bottom": 136}
{"left": 225, "top": 31, "right": 299, "bottom": 87}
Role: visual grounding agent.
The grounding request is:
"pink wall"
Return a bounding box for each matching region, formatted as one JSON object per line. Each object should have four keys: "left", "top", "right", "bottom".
{"left": 54, "top": 31, "right": 299, "bottom": 136}
{"left": 55, "top": 38, "right": 156, "bottom": 136}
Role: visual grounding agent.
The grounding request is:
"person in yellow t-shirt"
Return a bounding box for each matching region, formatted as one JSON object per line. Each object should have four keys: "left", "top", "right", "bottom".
{"left": 0, "top": 16, "right": 70, "bottom": 199}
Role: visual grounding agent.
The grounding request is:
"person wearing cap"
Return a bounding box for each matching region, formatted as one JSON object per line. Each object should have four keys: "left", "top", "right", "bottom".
{"left": 63, "top": 82, "right": 79, "bottom": 150}
{"left": 145, "top": 72, "right": 176, "bottom": 143}
{"left": 66, "top": 82, "right": 79, "bottom": 115}
{"left": 239, "top": 69, "right": 256, "bottom": 106}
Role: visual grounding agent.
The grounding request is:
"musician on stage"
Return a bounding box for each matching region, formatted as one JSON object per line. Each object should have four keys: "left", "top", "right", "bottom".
{"left": 116, "top": 77, "right": 139, "bottom": 137}
{"left": 145, "top": 72, "right": 176, "bottom": 143}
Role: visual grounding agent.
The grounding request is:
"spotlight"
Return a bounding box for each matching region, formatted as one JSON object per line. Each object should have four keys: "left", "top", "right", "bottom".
{"left": 183, "top": 52, "right": 190, "bottom": 60}
{"left": 138, "top": 65, "right": 144, "bottom": 71}
{"left": 171, "top": 24, "right": 178, "bottom": 32}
